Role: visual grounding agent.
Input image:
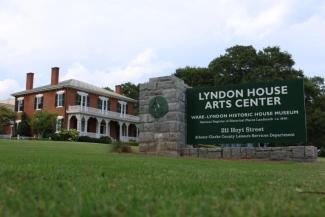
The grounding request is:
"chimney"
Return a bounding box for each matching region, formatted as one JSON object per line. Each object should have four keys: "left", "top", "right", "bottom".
{"left": 26, "top": 72, "right": 34, "bottom": 90}
{"left": 51, "top": 67, "right": 59, "bottom": 85}
{"left": 115, "top": 85, "right": 123, "bottom": 94}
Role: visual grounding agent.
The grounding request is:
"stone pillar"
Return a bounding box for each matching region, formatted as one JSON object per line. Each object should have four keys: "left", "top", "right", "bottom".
{"left": 139, "top": 76, "right": 189, "bottom": 154}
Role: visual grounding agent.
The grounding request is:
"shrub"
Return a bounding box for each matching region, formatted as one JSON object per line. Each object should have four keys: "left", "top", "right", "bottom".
{"left": 111, "top": 142, "right": 133, "bottom": 153}
{"left": 319, "top": 147, "right": 325, "bottom": 157}
{"left": 99, "top": 136, "right": 112, "bottom": 144}
{"left": 51, "top": 129, "right": 79, "bottom": 141}
{"left": 77, "top": 136, "right": 112, "bottom": 144}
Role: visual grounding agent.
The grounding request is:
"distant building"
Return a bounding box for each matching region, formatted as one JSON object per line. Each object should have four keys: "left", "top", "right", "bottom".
{"left": 11, "top": 67, "right": 139, "bottom": 141}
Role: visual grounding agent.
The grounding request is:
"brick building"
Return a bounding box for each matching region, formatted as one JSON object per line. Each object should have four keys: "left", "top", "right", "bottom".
{"left": 12, "top": 67, "right": 139, "bottom": 141}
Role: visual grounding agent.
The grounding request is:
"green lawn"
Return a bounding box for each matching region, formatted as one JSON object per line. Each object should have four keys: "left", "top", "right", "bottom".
{"left": 0, "top": 140, "right": 324, "bottom": 217}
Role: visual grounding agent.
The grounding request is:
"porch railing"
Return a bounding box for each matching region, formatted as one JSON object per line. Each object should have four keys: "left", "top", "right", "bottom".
{"left": 67, "top": 105, "right": 139, "bottom": 123}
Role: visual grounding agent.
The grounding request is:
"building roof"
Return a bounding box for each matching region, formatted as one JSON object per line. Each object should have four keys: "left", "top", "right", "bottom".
{"left": 11, "top": 79, "right": 137, "bottom": 102}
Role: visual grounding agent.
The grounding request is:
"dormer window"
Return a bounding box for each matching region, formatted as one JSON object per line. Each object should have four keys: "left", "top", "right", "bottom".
{"left": 55, "top": 90, "right": 65, "bottom": 107}
{"left": 34, "top": 94, "right": 43, "bottom": 110}
{"left": 16, "top": 97, "right": 24, "bottom": 112}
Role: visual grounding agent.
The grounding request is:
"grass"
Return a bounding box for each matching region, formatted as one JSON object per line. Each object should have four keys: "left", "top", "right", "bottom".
{"left": 0, "top": 139, "right": 324, "bottom": 217}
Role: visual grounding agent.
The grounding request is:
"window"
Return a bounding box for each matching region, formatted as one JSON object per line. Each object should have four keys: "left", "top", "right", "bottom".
{"left": 75, "top": 94, "right": 81, "bottom": 105}
{"left": 98, "top": 96, "right": 109, "bottom": 112}
{"left": 118, "top": 101, "right": 127, "bottom": 116}
{"left": 56, "top": 116, "right": 64, "bottom": 132}
{"left": 125, "top": 103, "right": 129, "bottom": 114}
{"left": 117, "top": 102, "right": 121, "bottom": 113}
{"left": 97, "top": 98, "right": 102, "bottom": 109}
{"left": 56, "top": 91, "right": 65, "bottom": 107}
{"left": 76, "top": 92, "right": 89, "bottom": 108}
{"left": 107, "top": 100, "right": 111, "bottom": 111}
{"left": 34, "top": 95, "right": 43, "bottom": 110}
{"left": 16, "top": 97, "right": 24, "bottom": 112}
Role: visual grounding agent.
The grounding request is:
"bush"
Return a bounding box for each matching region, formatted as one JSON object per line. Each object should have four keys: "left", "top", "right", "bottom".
{"left": 111, "top": 142, "right": 133, "bottom": 153}
{"left": 77, "top": 136, "right": 112, "bottom": 144}
{"left": 99, "top": 136, "right": 112, "bottom": 144}
{"left": 319, "top": 147, "right": 325, "bottom": 157}
{"left": 51, "top": 129, "right": 79, "bottom": 141}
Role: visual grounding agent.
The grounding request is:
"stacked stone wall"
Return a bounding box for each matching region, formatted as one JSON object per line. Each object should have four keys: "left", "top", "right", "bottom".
{"left": 179, "top": 146, "right": 318, "bottom": 162}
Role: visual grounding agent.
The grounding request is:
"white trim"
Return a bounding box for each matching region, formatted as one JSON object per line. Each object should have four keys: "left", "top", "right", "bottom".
{"left": 36, "top": 94, "right": 43, "bottom": 98}
{"left": 56, "top": 90, "right": 65, "bottom": 94}
{"left": 118, "top": 100, "right": 127, "bottom": 105}
{"left": 16, "top": 120, "right": 21, "bottom": 124}
{"left": 99, "top": 96, "right": 108, "bottom": 101}
{"left": 17, "top": 97, "right": 24, "bottom": 100}
{"left": 77, "top": 91, "right": 88, "bottom": 96}
{"left": 57, "top": 116, "right": 64, "bottom": 120}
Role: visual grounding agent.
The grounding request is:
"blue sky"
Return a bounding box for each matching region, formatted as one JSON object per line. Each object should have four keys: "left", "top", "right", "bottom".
{"left": 0, "top": 0, "right": 325, "bottom": 99}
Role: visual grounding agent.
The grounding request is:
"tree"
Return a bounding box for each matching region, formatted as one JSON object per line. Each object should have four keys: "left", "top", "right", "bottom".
{"left": 120, "top": 82, "right": 139, "bottom": 100}
{"left": 30, "top": 111, "right": 57, "bottom": 138}
{"left": 16, "top": 112, "right": 31, "bottom": 136}
{"left": 0, "top": 105, "right": 15, "bottom": 133}
{"left": 175, "top": 67, "right": 214, "bottom": 87}
{"left": 104, "top": 86, "right": 113, "bottom": 92}
{"left": 175, "top": 45, "right": 325, "bottom": 149}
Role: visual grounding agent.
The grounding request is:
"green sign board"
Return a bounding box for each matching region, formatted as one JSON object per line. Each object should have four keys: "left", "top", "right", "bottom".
{"left": 186, "top": 80, "right": 306, "bottom": 144}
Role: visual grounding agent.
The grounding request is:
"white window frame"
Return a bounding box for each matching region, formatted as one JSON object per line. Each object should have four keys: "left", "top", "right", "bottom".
{"left": 99, "top": 96, "right": 108, "bottom": 113}
{"left": 35, "top": 94, "right": 43, "bottom": 110}
{"left": 17, "top": 97, "right": 24, "bottom": 112}
{"left": 56, "top": 90, "right": 65, "bottom": 108}
{"left": 118, "top": 100, "right": 127, "bottom": 117}
{"left": 77, "top": 91, "right": 88, "bottom": 109}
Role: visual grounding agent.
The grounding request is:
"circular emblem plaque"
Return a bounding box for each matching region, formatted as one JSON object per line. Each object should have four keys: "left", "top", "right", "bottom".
{"left": 149, "top": 96, "right": 169, "bottom": 119}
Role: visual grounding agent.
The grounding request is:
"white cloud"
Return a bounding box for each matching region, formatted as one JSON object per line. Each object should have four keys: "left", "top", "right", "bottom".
{"left": 0, "top": 0, "right": 324, "bottom": 89}
{"left": 226, "top": 1, "right": 292, "bottom": 38}
{"left": 0, "top": 79, "right": 20, "bottom": 99}
{"left": 62, "top": 48, "right": 174, "bottom": 88}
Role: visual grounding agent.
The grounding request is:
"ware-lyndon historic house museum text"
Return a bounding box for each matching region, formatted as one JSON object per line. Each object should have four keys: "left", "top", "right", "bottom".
{"left": 11, "top": 67, "right": 139, "bottom": 141}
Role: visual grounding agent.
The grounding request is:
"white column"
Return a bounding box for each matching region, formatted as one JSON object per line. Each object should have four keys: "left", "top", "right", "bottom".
{"left": 96, "top": 118, "right": 102, "bottom": 138}
{"left": 123, "top": 104, "right": 126, "bottom": 118}
{"left": 67, "top": 115, "right": 71, "bottom": 130}
{"left": 76, "top": 115, "right": 81, "bottom": 133}
{"left": 118, "top": 121, "right": 123, "bottom": 141}
{"left": 106, "top": 120, "right": 110, "bottom": 137}
{"left": 84, "top": 116, "right": 89, "bottom": 136}
{"left": 125, "top": 123, "right": 130, "bottom": 142}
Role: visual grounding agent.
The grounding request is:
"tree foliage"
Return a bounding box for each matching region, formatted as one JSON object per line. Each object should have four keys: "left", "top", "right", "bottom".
{"left": 175, "top": 45, "right": 325, "bottom": 149}
{"left": 0, "top": 105, "right": 15, "bottom": 133}
{"left": 120, "top": 82, "right": 139, "bottom": 100}
{"left": 16, "top": 112, "right": 31, "bottom": 136}
{"left": 30, "top": 111, "right": 57, "bottom": 138}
